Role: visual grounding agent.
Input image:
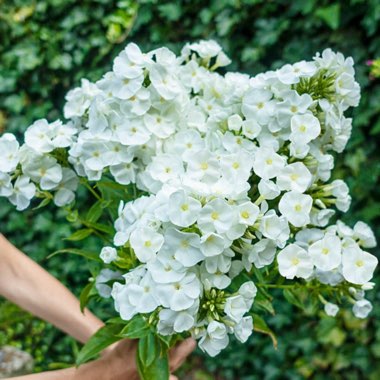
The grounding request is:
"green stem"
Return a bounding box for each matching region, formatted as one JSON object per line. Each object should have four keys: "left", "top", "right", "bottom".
{"left": 81, "top": 179, "right": 101, "bottom": 201}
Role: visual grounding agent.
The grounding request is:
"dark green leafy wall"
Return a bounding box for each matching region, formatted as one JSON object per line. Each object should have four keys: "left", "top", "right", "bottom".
{"left": 0, "top": 0, "right": 379, "bottom": 378}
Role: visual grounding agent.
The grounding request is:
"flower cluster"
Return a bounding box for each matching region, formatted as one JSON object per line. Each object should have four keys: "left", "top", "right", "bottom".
{"left": 0, "top": 41, "right": 377, "bottom": 356}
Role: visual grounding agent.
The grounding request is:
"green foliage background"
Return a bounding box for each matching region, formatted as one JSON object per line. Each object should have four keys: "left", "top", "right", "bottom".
{"left": 0, "top": 0, "right": 379, "bottom": 379}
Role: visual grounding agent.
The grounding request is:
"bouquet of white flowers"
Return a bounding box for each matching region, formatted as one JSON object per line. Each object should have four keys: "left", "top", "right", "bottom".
{"left": 0, "top": 40, "right": 377, "bottom": 379}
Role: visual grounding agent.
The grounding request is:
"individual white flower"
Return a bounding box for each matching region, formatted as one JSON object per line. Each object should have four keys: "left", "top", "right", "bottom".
{"left": 100, "top": 246, "right": 118, "bottom": 264}
{"left": 164, "top": 228, "right": 204, "bottom": 267}
{"left": 259, "top": 211, "right": 290, "bottom": 246}
{"left": 51, "top": 121, "right": 77, "bottom": 148}
{"left": 158, "top": 304, "right": 198, "bottom": 335}
{"left": 0, "top": 172, "right": 13, "bottom": 197}
{"left": 64, "top": 78, "right": 100, "bottom": 118}
{"left": 233, "top": 316, "right": 253, "bottom": 343}
{"left": 310, "top": 208, "right": 335, "bottom": 227}
{"left": 53, "top": 168, "right": 78, "bottom": 207}
{"left": 113, "top": 43, "right": 148, "bottom": 79}
{"left": 220, "top": 151, "right": 253, "bottom": 182}
{"left": 197, "top": 198, "right": 235, "bottom": 234}
{"left": 95, "top": 269, "right": 122, "bottom": 298}
{"left": 198, "top": 321, "right": 229, "bottom": 357}
{"left": 237, "top": 201, "right": 260, "bottom": 226}
{"left": 238, "top": 281, "right": 257, "bottom": 310}
{"left": 279, "top": 191, "right": 313, "bottom": 227}
{"left": 0, "top": 133, "right": 20, "bottom": 172}
{"left": 276, "top": 61, "right": 317, "bottom": 84}
{"left": 224, "top": 295, "right": 248, "bottom": 323}
{"left": 157, "top": 272, "right": 201, "bottom": 311}
{"left": 276, "top": 91, "right": 313, "bottom": 126}
{"left": 186, "top": 150, "right": 220, "bottom": 183}
{"left": 129, "top": 227, "right": 164, "bottom": 263}
{"left": 183, "top": 40, "right": 223, "bottom": 61}
{"left": 242, "top": 89, "right": 275, "bottom": 125}
{"left": 221, "top": 132, "right": 255, "bottom": 153}
{"left": 8, "top": 175, "right": 36, "bottom": 211}
{"left": 23, "top": 155, "right": 63, "bottom": 190}
{"left": 290, "top": 113, "right": 321, "bottom": 145}
{"left": 341, "top": 245, "right": 378, "bottom": 285}
{"left": 309, "top": 234, "right": 342, "bottom": 271}
{"left": 147, "top": 248, "right": 186, "bottom": 284}
{"left": 326, "top": 179, "right": 351, "bottom": 212}
{"left": 253, "top": 147, "right": 285, "bottom": 180}
{"left": 295, "top": 228, "right": 324, "bottom": 249}
{"left": 25, "top": 119, "right": 55, "bottom": 153}
{"left": 144, "top": 111, "right": 176, "bottom": 139}
{"left": 324, "top": 302, "right": 339, "bottom": 317}
{"left": 353, "top": 221, "right": 377, "bottom": 248}
{"left": 248, "top": 239, "right": 277, "bottom": 268}
{"left": 258, "top": 179, "right": 281, "bottom": 200}
{"left": 277, "top": 243, "right": 314, "bottom": 279}
{"left": 200, "top": 232, "right": 230, "bottom": 257}
{"left": 149, "top": 64, "right": 182, "bottom": 100}
{"left": 112, "top": 282, "right": 137, "bottom": 321}
{"left": 147, "top": 154, "right": 184, "bottom": 184}
{"left": 227, "top": 114, "right": 243, "bottom": 131}
{"left": 167, "top": 190, "right": 202, "bottom": 227}
{"left": 241, "top": 119, "right": 262, "bottom": 140}
{"left": 200, "top": 263, "right": 231, "bottom": 290}
{"left": 127, "top": 273, "right": 160, "bottom": 313}
{"left": 276, "top": 162, "right": 312, "bottom": 193}
{"left": 169, "top": 129, "right": 205, "bottom": 162}
{"left": 352, "top": 299, "right": 373, "bottom": 319}
{"left": 315, "top": 268, "right": 344, "bottom": 286}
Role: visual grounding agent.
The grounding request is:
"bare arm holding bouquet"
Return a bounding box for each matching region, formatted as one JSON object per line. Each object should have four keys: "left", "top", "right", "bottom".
{"left": 0, "top": 234, "right": 103, "bottom": 344}
{"left": 0, "top": 234, "right": 195, "bottom": 379}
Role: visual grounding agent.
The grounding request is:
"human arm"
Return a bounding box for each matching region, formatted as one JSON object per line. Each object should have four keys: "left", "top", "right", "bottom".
{"left": 0, "top": 233, "right": 103, "bottom": 344}
{"left": 8, "top": 338, "right": 195, "bottom": 380}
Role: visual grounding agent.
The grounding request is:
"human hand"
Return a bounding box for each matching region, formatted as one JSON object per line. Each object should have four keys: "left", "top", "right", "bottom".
{"left": 101, "top": 338, "right": 196, "bottom": 380}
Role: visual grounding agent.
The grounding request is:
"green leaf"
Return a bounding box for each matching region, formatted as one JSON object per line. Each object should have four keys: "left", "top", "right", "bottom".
{"left": 76, "top": 324, "right": 124, "bottom": 365}
{"left": 79, "top": 282, "right": 94, "bottom": 313}
{"left": 137, "top": 339, "right": 169, "bottom": 380}
{"left": 283, "top": 288, "right": 305, "bottom": 310}
{"left": 370, "top": 118, "right": 380, "bottom": 135}
{"left": 86, "top": 201, "right": 104, "bottom": 223}
{"left": 64, "top": 228, "right": 93, "bottom": 241}
{"left": 119, "top": 315, "right": 149, "bottom": 339}
{"left": 32, "top": 197, "right": 51, "bottom": 210}
{"left": 252, "top": 314, "right": 278, "bottom": 349}
{"left": 138, "top": 333, "right": 160, "bottom": 367}
{"left": 315, "top": 4, "right": 340, "bottom": 30}
{"left": 84, "top": 222, "right": 114, "bottom": 236}
{"left": 47, "top": 248, "right": 101, "bottom": 262}
{"left": 254, "top": 296, "right": 275, "bottom": 315}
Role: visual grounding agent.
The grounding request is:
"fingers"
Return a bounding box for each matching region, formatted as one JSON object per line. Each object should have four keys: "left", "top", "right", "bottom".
{"left": 170, "top": 376, "right": 178, "bottom": 380}
{"left": 169, "top": 338, "right": 196, "bottom": 371}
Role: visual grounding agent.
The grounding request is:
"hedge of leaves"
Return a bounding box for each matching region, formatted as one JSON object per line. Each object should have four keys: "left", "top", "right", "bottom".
{"left": 1, "top": 0, "right": 380, "bottom": 379}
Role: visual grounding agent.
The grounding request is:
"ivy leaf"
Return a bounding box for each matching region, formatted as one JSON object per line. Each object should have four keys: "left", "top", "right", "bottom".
{"left": 76, "top": 324, "right": 124, "bottom": 365}
{"left": 315, "top": 4, "right": 340, "bottom": 30}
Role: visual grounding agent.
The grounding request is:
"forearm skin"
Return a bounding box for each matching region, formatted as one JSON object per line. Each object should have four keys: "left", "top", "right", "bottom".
{"left": 0, "top": 234, "right": 104, "bottom": 344}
